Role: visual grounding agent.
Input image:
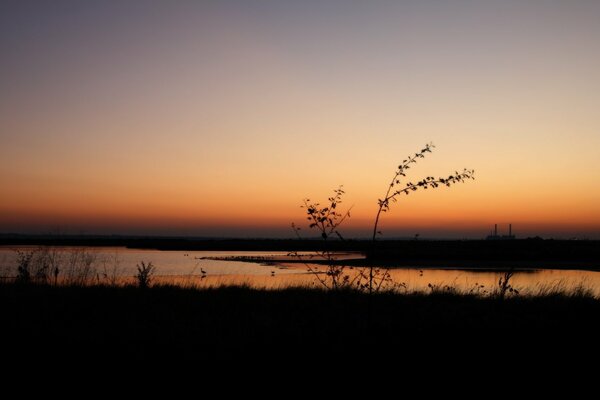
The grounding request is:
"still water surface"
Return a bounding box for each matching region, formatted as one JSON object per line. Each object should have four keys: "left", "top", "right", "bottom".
{"left": 1, "top": 246, "right": 599, "bottom": 295}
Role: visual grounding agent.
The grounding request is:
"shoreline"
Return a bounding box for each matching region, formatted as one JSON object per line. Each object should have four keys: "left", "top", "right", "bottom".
{"left": 2, "top": 235, "right": 600, "bottom": 271}
{"left": 221, "top": 257, "right": 600, "bottom": 272}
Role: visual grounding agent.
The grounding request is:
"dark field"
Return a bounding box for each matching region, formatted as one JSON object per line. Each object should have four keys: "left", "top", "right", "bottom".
{"left": 2, "top": 282, "right": 599, "bottom": 366}
{"left": 3, "top": 235, "right": 600, "bottom": 368}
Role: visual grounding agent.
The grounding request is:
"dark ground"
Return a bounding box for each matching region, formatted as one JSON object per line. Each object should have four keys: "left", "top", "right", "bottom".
{"left": 2, "top": 282, "right": 599, "bottom": 368}
{"left": 3, "top": 235, "right": 600, "bottom": 371}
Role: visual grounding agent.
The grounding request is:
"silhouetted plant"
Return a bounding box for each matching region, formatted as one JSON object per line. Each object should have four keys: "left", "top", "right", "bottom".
{"left": 53, "top": 265, "right": 60, "bottom": 286}
{"left": 15, "top": 250, "right": 35, "bottom": 284}
{"left": 291, "top": 187, "right": 356, "bottom": 290}
{"left": 292, "top": 188, "right": 395, "bottom": 292}
{"left": 371, "top": 143, "right": 474, "bottom": 240}
{"left": 302, "top": 186, "right": 350, "bottom": 241}
{"left": 11, "top": 247, "right": 102, "bottom": 286}
{"left": 468, "top": 282, "right": 488, "bottom": 296}
{"left": 368, "top": 143, "right": 475, "bottom": 292}
{"left": 63, "top": 248, "right": 98, "bottom": 285}
{"left": 14, "top": 247, "right": 56, "bottom": 284}
{"left": 100, "top": 251, "right": 123, "bottom": 286}
{"left": 427, "top": 282, "right": 459, "bottom": 295}
{"left": 293, "top": 143, "right": 475, "bottom": 293}
{"left": 496, "top": 270, "right": 519, "bottom": 300}
{"left": 135, "top": 261, "right": 155, "bottom": 289}
{"left": 34, "top": 246, "right": 62, "bottom": 284}
{"left": 569, "top": 283, "right": 595, "bottom": 298}
{"left": 353, "top": 266, "right": 393, "bottom": 293}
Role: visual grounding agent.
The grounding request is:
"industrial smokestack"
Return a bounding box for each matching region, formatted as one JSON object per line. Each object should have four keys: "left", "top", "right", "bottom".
{"left": 509, "top": 224, "right": 512, "bottom": 237}
{"left": 495, "top": 224, "right": 498, "bottom": 236}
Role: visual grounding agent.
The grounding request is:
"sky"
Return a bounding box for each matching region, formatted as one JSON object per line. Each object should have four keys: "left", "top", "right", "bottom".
{"left": 1, "top": 0, "right": 600, "bottom": 239}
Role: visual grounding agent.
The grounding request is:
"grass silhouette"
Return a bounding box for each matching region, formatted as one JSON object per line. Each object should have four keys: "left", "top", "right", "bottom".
{"left": 1, "top": 281, "right": 598, "bottom": 364}
{"left": 135, "top": 261, "right": 155, "bottom": 289}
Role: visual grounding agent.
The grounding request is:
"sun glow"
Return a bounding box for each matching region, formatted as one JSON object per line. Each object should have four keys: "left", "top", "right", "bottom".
{"left": 1, "top": 2, "right": 600, "bottom": 238}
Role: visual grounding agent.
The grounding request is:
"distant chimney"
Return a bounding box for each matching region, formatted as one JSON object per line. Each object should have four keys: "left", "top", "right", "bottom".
{"left": 509, "top": 224, "right": 512, "bottom": 237}
{"left": 495, "top": 224, "right": 498, "bottom": 236}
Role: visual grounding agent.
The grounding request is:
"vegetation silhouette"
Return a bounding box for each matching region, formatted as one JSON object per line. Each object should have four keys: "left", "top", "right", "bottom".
{"left": 135, "top": 261, "right": 155, "bottom": 289}
{"left": 2, "top": 282, "right": 598, "bottom": 364}
{"left": 14, "top": 247, "right": 94, "bottom": 285}
{"left": 293, "top": 143, "right": 475, "bottom": 293}
{"left": 372, "top": 143, "right": 474, "bottom": 242}
{"left": 368, "top": 142, "right": 474, "bottom": 292}
{"left": 2, "top": 246, "right": 598, "bottom": 364}
{"left": 497, "top": 269, "right": 519, "bottom": 300}
{"left": 291, "top": 187, "right": 399, "bottom": 292}
{"left": 291, "top": 187, "right": 356, "bottom": 290}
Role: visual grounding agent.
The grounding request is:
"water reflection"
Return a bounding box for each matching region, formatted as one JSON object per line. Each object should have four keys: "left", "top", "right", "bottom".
{"left": 1, "top": 246, "right": 599, "bottom": 295}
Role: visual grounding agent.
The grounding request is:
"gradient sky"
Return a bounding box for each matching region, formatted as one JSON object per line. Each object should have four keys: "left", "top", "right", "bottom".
{"left": 1, "top": 1, "right": 600, "bottom": 238}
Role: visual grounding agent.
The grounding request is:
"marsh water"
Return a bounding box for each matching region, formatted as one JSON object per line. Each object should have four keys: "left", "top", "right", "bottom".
{"left": 1, "top": 246, "right": 599, "bottom": 295}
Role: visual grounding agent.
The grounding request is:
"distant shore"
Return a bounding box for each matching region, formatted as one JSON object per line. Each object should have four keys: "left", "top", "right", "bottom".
{"left": 1, "top": 234, "right": 600, "bottom": 271}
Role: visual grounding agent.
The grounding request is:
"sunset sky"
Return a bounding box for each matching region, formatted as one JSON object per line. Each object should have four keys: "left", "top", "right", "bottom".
{"left": 1, "top": 1, "right": 599, "bottom": 239}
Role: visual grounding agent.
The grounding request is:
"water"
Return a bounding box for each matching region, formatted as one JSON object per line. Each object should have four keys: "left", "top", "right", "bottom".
{"left": 0, "top": 246, "right": 308, "bottom": 277}
{"left": 1, "top": 246, "right": 599, "bottom": 295}
{"left": 366, "top": 267, "right": 600, "bottom": 296}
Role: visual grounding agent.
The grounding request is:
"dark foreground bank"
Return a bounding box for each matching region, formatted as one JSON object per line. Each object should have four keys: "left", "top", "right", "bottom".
{"left": 2, "top": 283, "right": 599, "bottom": 366}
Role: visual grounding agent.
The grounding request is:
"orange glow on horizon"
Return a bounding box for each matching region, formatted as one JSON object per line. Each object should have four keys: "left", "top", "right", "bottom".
{"left": 1, "top": 2, "right": 600, "bottom": 238}
{"left": 2, "top": 173, "right": 599, "bottom": 238}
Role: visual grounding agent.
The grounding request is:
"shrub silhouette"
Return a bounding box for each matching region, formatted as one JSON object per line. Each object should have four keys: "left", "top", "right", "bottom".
{"left": 294, "top": 142, "right": 475, "bottom": 293}
{"left": 368, "top": 142, "right": 474, "bottom": 292}
{"left": 291, "top": 187, "right": 354, "bottom": 290}
{"left": 135, "top": 261, "right": 155, "bottom": 289}
{"left": 371, "top": 143, "right": 474, "bottom": 241}
{"left": 496, "top": 270, "right": 519, "bottom": 300}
